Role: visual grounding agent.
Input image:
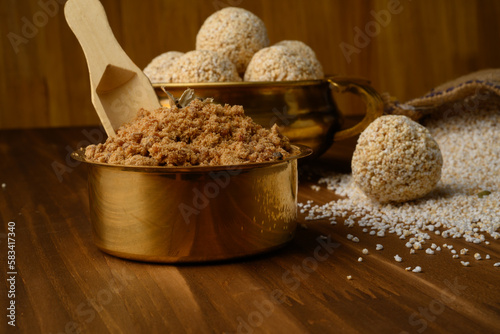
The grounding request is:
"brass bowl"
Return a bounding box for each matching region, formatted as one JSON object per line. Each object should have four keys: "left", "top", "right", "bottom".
{"left": 72, "top": 145, "right": 312, "bottom": 263}
{"left": 153, "top": 76, "right": 384, "bottom": 158}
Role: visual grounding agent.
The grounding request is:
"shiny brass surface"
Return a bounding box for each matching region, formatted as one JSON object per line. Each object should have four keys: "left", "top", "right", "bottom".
{"left": 154, "top": 76, "right": 384, "bottom": 158}
{"left": 72, "top": 145, "right": 312, "bottom": 263}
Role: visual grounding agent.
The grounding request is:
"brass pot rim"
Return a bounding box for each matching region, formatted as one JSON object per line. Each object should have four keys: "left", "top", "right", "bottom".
{"left": 71, "top": 144, "right": 312, "bottom": 173}
{"left": 152, "top": 78, "right": 332, "bottom": 89}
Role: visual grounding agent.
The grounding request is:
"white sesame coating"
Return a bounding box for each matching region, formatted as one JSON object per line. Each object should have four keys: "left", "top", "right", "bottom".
{"left": 376, "top": 244, "right": 384, "bottom": 251}
{"left": 474, "top": 253, "right": 482, "bottom": 260}
{"left": 352, "top": 115, "right": 443, "bottom": 203}
{"left": 274, "top": 40, "right": 324, "bottom": 78}
{"left": 394, "top": 255, "right": 403, "bottom": 262}
{"left": 143, "top": 51, "right": 184, "bottom": 83}
{"left": 196, "top": 7, "right": 269, "bottom": 74}
{"left": 494, "top": 262, "right": 500, "bottom": 267}
{"left": 412, "top": 266, "right": 422, "bottom": 273}
{"left": 244, "top": 46, "right": 322, "bottom": 81}
{"left": 358, "top": 257, "right": 363, "bottom": 262}
{"left": 425, "top": 248, "right": 435, "bottom": 255}
{"left": 485, "top": 254, "right": 491, "bottom": 260}
{"left": 347, "top": 275, "right": 353, "bottom": 280}
{"left": 162, "top": 50, "right": 241, "bottom": 83}
{"left": 461, "top": 261, "right": 470, "bottom": 267}
{"left": 362, "top": 248, "right": 369, "bottom": 255}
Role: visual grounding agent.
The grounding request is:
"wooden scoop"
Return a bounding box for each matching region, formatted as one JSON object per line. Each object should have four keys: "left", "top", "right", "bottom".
{"left": 64, "top": 0, "right": 161, "bottom": 137}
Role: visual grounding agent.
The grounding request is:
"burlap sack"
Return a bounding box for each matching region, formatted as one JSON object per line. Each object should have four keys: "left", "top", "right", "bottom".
{"left": 383, "top": 68, "right": 500, "bottom": 121}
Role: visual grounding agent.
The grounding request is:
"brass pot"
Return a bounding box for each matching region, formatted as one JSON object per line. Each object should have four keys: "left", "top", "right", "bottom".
{"left": 72, "top": 145, "right": 311, "bottom": 263}
{"left": 154, "top": 76, "right": 384, "bottom": 158}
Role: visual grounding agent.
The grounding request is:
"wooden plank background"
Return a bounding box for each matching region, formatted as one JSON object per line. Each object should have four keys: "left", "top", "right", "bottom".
{"left": 1, "top": 0, "right": 500, "bottom": 129}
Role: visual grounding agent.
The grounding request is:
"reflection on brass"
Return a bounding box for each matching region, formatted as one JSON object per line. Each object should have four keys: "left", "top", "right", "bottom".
{"left": 72, "top": 145, "right": 312, "bottom": 263}
{"left": 154, "top": 76, "right": 383, "bottom": 158}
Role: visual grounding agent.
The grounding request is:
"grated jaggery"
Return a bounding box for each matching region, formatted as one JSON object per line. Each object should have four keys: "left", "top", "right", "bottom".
{"left": 84, "top": 99, "right": 295, "bottom": 166}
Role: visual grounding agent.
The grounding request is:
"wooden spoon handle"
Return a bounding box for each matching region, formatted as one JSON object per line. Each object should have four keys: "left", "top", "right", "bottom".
{"left": 65, "top": 0, "right": 135, "bottom": 88}
{"left": 64, "top": 0, "right": 160, "bottom": 136}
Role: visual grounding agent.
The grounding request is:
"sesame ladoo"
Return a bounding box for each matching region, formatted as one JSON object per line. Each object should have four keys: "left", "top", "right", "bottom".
{"left": 162, "top": 50, "right": 241, "bottom": 83}
{"left": 351, "top": 115, "right": 443, "bottom": 203}
{"left": 143, "top": 51, "right": 184, "bottom": 83}
{"left": 275, "top": 40, "right": 324, "bottom": 79}
{"left": 196, "top": 7, "right": 269, "bottom": 75}
{"left": 244, "top": 45, "right": 322, "bottom": 81}
{"left": 84, "top": 98, "right": 294, "bottom": 167}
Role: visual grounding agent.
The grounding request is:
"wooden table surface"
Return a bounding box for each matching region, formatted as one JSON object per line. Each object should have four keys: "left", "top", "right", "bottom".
{"left": 1, "top": 127, "right": 499, "bottom": 334}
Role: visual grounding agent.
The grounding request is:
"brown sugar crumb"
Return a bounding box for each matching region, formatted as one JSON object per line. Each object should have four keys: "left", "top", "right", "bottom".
{"left": 85, "top": 99, "right": 295, "bottom": 167}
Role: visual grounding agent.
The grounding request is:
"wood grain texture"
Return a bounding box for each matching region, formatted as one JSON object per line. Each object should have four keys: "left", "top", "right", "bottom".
{"left": 1, "top": 0, "right": 500, "bottom": 129}
{"left": 1, "top": 127, "right": 499, "bottom": 333}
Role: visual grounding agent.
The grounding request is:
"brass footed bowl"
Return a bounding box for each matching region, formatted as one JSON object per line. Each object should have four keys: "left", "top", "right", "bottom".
{"left": 154, "top": 76, "right": 384, "bottom": 158}
{"left": 72, "top": 145, "right": 312, "bottom": 263}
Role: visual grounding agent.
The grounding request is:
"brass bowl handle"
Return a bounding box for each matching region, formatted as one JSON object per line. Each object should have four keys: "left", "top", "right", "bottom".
{"left": 327, "top": 76, "right": 384, "bottom": 141}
